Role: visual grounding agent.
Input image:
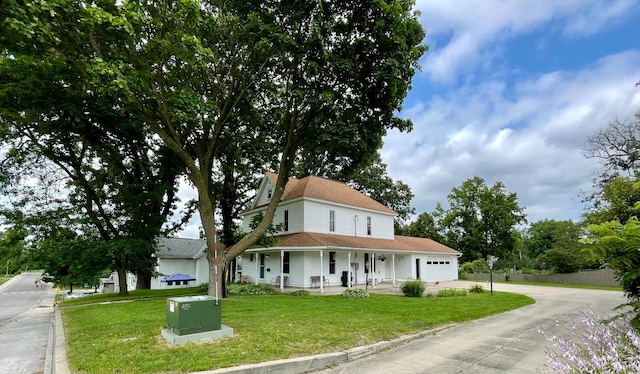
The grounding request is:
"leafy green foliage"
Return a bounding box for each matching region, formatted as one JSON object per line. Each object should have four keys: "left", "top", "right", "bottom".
{"left": 442, "top": 176, "right": 526, "bottom": 263}
{"left": 227, "top": 283, "right": 278, "bottom": 295}
{"left": 0, "top": 228, "right": 27, "bottom": 274}
{"left": 248, "top": 211, "right": 283, "bottom": 248}
{"left": 584, "top": 177, "right": 640, "bottom": 225}
{"left": 400, "top": 280, "right": 425, "bottom": 297}
{"left": 468, "top": 285, "right": 485, "bottom": 293}
{"left": 341, "top": 288, "right": 369, "bottom": 298}
{"left": 1, "top": 0, "right": 427, "bottom": 298}
{"left": 582, "top": 217, "right": 640, "bottom": 312}
{"left": 459, "top": 259, "right": 490, "bottom": 274}
{"left": 436, "top": 288, "right": 468, "bottom": 297}
{"left": 537, "top": 247, "right": 584, "bottom": 273}
{"left": 290, "top": 289, "right": 310, "bottom": 297}
{"left": 401, "top": 211, "right": 444, "bottom": 241}
{"left": 583, "top": 112, "right": 640, "bottom": 207}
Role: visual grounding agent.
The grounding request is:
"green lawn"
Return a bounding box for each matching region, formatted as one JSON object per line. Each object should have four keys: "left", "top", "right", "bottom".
{"left": 60, "top": 288, "right": 534, "bottom": 373}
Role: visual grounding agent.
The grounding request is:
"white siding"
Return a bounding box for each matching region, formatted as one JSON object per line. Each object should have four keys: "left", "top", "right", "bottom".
{"left": 302, "top": 200, "right": 394, "bottom": 239}
{"left": 273, "top": 201, "right": 304, "bottom": 234}
{"left": 253, "top": 178, "right": 275, "bottom": 208}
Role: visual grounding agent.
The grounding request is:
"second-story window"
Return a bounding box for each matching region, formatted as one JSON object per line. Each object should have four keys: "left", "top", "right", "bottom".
{"left": 329, "top": 210, "right": 335, "bottom": 232}
{"left": 367, "top": 216, "right": 372, "bottom": 235}
{"left": 284, "top": 209, "right": 289, "bottom": 232}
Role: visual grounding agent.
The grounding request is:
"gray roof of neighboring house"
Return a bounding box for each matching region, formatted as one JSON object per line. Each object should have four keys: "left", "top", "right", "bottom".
{"left": 157, "top": 237, "right": 207, "bottom": 259}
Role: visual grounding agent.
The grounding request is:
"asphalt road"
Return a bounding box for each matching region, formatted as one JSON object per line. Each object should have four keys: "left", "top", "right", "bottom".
{"left": 0, "top": 272, "right": 55, "bottom": 374}
{"left": 311, "top": 281, "right": 627, "bottom": 374}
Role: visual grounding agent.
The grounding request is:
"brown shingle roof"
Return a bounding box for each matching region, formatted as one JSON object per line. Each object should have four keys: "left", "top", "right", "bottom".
{"left": 265, "top": 173, "right": 396, "bottom": 215}
{"left": 250, "top": 232, "right": 461, "bottom": 255}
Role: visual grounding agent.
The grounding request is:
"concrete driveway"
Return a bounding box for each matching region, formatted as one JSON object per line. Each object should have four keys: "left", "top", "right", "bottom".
{"left": 310, "top": 281, "right": 627, "bottom": 374}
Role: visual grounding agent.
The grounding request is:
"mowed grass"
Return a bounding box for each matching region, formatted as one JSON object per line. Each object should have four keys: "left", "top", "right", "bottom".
{"left": 61, "top": 289, "right": 534, "bottom": 373}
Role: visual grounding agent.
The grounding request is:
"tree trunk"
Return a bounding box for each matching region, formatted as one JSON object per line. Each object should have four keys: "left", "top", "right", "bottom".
{"left": 136, "top": 272, "right": 151, "bottom": 289}
{"left": 116, "top": 263, "right": 128, "bottom": 296}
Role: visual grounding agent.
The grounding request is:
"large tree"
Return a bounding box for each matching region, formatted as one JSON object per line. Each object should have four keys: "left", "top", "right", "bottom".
{"left": 582, "top": 111, "right": 640, "bottom": 225}
{"left": 582, "top": 111, "right": 640, "bottom": 183}
{"left": 442, "top": 176, "right": 526, "bottom": 263}
{"left": 2, "top": 0, "right": 426, "bottom": 297}
{"left": 400, "top": 210, "right": 444, "bottom": 242}
{"left": 0, "top": 49, "right": 185, "bottom": 294}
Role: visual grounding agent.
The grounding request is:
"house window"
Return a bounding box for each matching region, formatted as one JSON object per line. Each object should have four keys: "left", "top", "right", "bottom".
{"left": 329, "top": 252, "right": 336, "bottom": 274}
{"left": 367, "top": 216, "right": 372, "bottom": 235}
{"left": 284, "top": 209, "right": 289, "bottom": 232}
{"left": 329, "top": 210, "right": 335, "bottom": 232}
{"left": 249, "top": 254, "right": 255, "bottom": 262}
{"left": 283, "top": 251, "right": 290, "bottom": 273}
{"left": 267, "top": 188, "right": 272, "bottom": 198}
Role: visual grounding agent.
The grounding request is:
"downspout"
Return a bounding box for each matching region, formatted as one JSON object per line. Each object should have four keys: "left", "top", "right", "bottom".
{"left": 354, "top": 215, "right": 358, "bottom": 236}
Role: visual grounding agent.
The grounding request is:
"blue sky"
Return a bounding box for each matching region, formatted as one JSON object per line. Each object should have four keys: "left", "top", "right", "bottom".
{"left": 177, "top": 0, "right": 640, "bottom": 238}
{"left": 381, "top": 0, "right": 640, "bottom": 226}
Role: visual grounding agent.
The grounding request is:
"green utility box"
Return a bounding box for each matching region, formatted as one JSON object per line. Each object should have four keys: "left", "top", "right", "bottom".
{"left": 166, "top": 296, "right": 221, "bottom": 335}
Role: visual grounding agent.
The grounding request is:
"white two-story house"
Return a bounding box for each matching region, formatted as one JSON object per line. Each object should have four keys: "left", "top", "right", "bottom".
{"left": 240, "top": 173, "right": 461, "bottom": 290}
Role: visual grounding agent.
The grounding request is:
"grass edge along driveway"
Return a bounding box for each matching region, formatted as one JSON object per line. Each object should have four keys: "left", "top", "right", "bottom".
{"left": 61, "top": 289, "right": 534, "bottom": 373}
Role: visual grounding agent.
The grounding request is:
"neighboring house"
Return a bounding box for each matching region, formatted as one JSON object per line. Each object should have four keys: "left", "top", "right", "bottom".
{"left": 240, "top": 173, "right": 461, "bottom": 290}
{"left": 101, "top": 237, "right": 213, "bottom": 293}
{"left": 150, "top": 237, "right": 209, "bottom": 289}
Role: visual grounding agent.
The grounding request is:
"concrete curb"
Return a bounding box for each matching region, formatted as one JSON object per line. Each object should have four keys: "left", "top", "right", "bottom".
{"left": 192, "top": 324, "right": 455, "bottom": 374}
{"left": 53, "top": 306, "right": 71, "bottom": 374}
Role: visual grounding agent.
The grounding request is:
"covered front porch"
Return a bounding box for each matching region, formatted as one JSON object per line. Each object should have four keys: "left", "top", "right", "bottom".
{"left": 241, "top": 248, "right": 412, "bottom": 293}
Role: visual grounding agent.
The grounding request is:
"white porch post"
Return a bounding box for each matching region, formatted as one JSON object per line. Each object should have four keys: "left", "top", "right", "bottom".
{"left": 319, "top": 250, "right": 324, "bottom": 293}
{"left": 372, "top": 252, "right": 376, "bottom": 287}
{"left": 279, "top": 250, "right": 284, "bottom": 291}
{"left": 348, "top": 252, "right": 352, "bottom": 289}
{"left": 392, "top": 254, "right": 396, "bottom": 286}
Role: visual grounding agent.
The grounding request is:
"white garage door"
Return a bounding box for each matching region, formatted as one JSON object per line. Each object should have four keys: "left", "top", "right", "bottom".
{"left": 424, "top": 256, "right": 456, "bottom": 281}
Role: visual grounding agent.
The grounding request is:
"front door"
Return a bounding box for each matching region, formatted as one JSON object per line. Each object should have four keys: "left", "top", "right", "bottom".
{"left": 260, "top": 254, "right": 265, "bottom": 279}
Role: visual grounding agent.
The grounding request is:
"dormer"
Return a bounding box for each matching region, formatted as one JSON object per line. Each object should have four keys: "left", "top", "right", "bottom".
{"left": 249, "top": 173, "right": 279, "bottom": 210}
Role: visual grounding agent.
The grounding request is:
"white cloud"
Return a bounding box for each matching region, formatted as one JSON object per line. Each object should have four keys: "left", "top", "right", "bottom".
{"left": 383, "top": 50, "right": 640, "bottom": 223}
{"left": 416, "top": 0, "right": 639, "bottom": 83}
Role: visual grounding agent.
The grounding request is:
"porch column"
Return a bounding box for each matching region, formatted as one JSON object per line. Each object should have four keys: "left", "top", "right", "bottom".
{"left": 348, "top": 251, "right": 352, "bottom": 289}
{"left": 279, "top": 250, "right": 284, "bottom": 291}
{"left": 372, "top": 252, "right": 376, "bottom": 287}
{"left": 392, "top": 254, "right": 396, "bottom": 286}
{"left": 319, "top": 250, "right": 324, "bottom": 293}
